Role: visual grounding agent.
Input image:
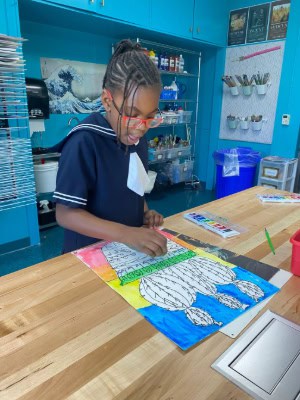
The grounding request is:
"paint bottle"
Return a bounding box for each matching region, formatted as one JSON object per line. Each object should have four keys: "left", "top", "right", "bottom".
{"left": 169, "top": 55, "right": 175, "bottom": 72}
{"left": 178, "top": 54, "right": 184, "bottom": 73}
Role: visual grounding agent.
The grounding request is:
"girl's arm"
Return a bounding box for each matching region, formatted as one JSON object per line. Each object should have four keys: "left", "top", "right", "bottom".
{"left": 56, "top": 203, "right": 167, "bottom": 257}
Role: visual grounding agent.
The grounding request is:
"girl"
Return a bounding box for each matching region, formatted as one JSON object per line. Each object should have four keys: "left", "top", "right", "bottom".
{"left": 53, "top": 39, "right": 167, "bottom": 257}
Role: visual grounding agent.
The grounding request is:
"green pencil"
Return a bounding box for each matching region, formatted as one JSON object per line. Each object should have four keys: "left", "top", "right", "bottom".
{"left": 265, "top": 228, "right": 275, "bottom": 255}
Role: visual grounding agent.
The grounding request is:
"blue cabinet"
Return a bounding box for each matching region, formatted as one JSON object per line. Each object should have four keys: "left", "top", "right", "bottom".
{"left": 150, "top": 0, "right": 228, "bottom": 46}
{"left": 193, "top": 0, "right": 228, "bottom": 46}
{"left": 39, "top": 0, "right": 150, "bottom": 27}
{"left": 149, "top": 0, "right": 194, "bottom": 39}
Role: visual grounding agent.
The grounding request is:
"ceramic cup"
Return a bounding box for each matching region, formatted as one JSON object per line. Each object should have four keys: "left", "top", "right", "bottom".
{"left": 230, "top": 86, "right": 239, "bottom": 96}
{"left": 256, "top": 84, "right": 267, "bottom": 95}
{"left": 242, "top": 85, "right": 253, "bottom": 96}
{"left": 240, "top": 120, "right": 249, "bottom": 130}
{"left": 227, "top": 119, "right": 238, "bottom": 129}
{"left": 251, "top": 120, "right": 263, "bottom": 131}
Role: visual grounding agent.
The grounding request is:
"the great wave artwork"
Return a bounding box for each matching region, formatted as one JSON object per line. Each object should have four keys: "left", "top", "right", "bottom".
{"left": 40, "top": 57, "right": 106, "bottom": 114}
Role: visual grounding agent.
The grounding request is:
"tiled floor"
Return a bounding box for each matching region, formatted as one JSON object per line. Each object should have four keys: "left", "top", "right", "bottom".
{"left": 0, "top": 184, "right": 215, "bottom": 276}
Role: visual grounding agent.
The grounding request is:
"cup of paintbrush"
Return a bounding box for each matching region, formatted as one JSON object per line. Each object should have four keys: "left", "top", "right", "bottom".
{"left": 222, "top": 75, "right": 239, "bottom": 95}
{"left": 235, "top": 74, "right": 253, "bottom": 96}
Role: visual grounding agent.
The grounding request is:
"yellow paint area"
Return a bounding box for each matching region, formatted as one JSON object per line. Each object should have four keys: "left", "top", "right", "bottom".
{"left": 108, "top": 278, "right": 151, "bottom": 309}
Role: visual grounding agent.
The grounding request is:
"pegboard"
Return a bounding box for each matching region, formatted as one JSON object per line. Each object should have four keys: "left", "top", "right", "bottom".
{"left": 219, "top": 41, "right": 285, "bottom": 144}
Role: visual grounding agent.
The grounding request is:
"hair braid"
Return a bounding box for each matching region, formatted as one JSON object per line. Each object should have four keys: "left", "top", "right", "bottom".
{"left": 102, "top": 39, "right": 161, "bottom": 98}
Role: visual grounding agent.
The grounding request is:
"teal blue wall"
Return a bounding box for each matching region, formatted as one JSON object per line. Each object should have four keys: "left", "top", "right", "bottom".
{"left": 21, "top": 21, "right": 112, "bottom": 147}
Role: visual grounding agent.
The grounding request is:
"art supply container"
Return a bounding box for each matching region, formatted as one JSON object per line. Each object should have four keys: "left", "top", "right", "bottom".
{"left": 290, "top": 229, "right": 300, "bottom": 276}
{"left": 256, "top": 84, "right": 267, "bottom": 95}
{"left": 227, "top": 119, "right": 238, "bottom": 129}
{"left": 242, "top": 85, "right": 253, "bottom": 96}
{"left": 240, "top": 120, "right": 249, "bottom": 130}
{"left": 33, "top": 161, "right": 58, "bottom": 193}
{"left": 251, "top": 120, "right": 263, "bottom": 131}
{"left": 213, "top": 147, "right": 261, "bottom": 199}
{"left": 230, "top": 86, "right": 239, "bottom": 96}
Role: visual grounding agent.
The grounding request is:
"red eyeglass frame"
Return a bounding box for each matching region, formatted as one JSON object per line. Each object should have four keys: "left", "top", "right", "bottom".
{"left": 104, "top": 89, "right": 163, "bottom": 129}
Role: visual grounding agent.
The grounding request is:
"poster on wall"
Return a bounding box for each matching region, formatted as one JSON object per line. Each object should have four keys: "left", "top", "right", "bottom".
{"left": 228, "top": 8, "right": 249, "bottom": 46}
{"left": 219, "top": 41, "right": 285, "bottom": 144}
{"left": 267, "top": 0, "right": 290, "bottom": 40}
{"left": 40, "top": 58, "right": 106, "bottom": 114}
{"left": 246, "top": 3, "right": 270, "bottom": 43}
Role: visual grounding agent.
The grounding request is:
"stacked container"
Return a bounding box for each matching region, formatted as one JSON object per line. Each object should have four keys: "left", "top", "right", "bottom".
{"left": 257, "top": 156, "right": 298, "bottom": 191}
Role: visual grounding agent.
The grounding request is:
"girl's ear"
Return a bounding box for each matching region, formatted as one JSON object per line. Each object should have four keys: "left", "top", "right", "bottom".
{"left": 101, "top": 89, "right": 112, "bottom": 112}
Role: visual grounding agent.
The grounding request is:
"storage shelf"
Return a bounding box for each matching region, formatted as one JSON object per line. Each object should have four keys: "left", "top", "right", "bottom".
{"left": 159, "top": 99, "right": 197, "bottom": 103}
{"left": 149, "top": 155, "right": 195, "bottom": 165}
{"left": 259, "top": 176, "right": 294, "bottom": 183}
{"left": 160, "top": 71, "right": 198, "bottom": 78}
{"left": 159, "top": 122, "right": 197, "bottom": 128}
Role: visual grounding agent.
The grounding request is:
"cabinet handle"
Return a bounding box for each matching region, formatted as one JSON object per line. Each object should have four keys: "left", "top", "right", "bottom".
{"left": 89, "top": 0, "right": 95, "bottom": 3}
{"left": 197, "top": 27, "right": 200, "bottom": 34}
{"left": 100, "top": 0, "right": 105, "bottom": 5}
{"left": 189, "top": 26, "right": 193, "bottom": 32}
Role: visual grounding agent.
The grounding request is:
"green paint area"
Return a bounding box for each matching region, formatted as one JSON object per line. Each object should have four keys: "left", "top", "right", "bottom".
{"left": 120, "top": 250, "right": 196, "bottom": 285}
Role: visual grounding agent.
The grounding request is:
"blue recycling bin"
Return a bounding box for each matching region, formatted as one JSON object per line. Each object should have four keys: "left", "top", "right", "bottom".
{"left": 213, "top": 147, "right": 261, "bottom": 199}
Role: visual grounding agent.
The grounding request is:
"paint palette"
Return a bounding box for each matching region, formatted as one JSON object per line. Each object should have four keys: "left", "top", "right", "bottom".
{"left": 257, "top": 194, "right": 300, "bottom": 203}
{"left": 184, "top": 211, "right": 243, "bottom": 238}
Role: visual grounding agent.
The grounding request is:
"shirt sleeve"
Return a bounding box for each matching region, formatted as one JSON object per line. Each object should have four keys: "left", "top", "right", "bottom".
{"left": 53, "top": 131, "right": 96, "bottom": 209}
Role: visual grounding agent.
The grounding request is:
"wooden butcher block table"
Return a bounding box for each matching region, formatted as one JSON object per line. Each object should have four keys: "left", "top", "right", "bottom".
{"left": 1, "top": 187, "right": 299, "bottom": 400}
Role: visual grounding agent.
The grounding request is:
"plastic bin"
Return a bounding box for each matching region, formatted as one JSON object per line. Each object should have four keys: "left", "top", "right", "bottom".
{"left": 258, "top": 156, "right": 298, "bottom": 192}
{"left": 34, "top": 161, "right": 58, "bottom": 194}
{"left": 167, "top": 160, "right": 194, "bottom": 184}
{"left": 166, "top": 145, "right": 191, "bottom": 160}
{"left": 180, "top": 111, "right": 193, "bottom": 124}
{"left": 148, "top": 148, "right": 165, "bottom": 162}
{"left": 290, "top": 229, "right": 300, "bottom": 276}
{"left": 213, "top": 147, "right": 261, "bottom": 199}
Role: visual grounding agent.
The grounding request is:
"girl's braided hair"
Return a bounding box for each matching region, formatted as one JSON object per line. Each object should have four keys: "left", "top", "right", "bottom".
{"left": 102, "top": 39, "right": 161, "bottom": 103}
{"left": 102, "top": 39, "right": 162, "bottom": 139}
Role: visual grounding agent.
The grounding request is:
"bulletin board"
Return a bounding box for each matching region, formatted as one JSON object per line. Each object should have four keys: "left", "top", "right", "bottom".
{"left": 219, "top": 41, "right": 285, "bottom": 144}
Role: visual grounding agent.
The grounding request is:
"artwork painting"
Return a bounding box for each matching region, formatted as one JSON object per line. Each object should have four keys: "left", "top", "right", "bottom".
{"left": 40, "top": 57, "right": 106, "bottom": 114}
{"left": 246, "top": 3, "right": 270, "bottom": 43}
{"left": 74, "top": 230, "right": 279, "bottom": 350}
{"left": 228, "top": 8, "right": 249, "bottom": 46}
{"left": 267, "top": 0, "right": 290, "bottom": 40}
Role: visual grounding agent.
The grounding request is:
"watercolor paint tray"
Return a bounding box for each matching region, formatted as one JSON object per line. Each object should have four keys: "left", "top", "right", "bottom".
{"left": 257, "top": 194, "right": 300, "bottom": 203}
{"left": 183, "top": 211, "right": 246, "bottom": 238}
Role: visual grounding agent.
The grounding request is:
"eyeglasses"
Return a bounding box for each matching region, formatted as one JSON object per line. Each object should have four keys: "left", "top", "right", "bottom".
{"left": 109, "top": 94, "right": 163, "bottom": 129}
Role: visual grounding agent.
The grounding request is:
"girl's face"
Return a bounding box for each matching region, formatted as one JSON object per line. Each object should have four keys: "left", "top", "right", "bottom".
{"left": 102, "top": 85, "right": 161, "bottom": 146}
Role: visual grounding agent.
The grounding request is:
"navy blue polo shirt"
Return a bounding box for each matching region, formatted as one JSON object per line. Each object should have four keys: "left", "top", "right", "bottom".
{"left": 53, "top": 112, "right": 148, "bottom": 253}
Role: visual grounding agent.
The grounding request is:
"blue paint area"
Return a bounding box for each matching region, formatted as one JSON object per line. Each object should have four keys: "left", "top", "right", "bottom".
{"left": 139, "top": 266, "right": 279, "bottom": 350}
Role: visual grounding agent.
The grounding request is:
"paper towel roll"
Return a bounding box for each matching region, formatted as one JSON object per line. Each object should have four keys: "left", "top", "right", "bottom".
{"left": 29, "top": 119, "right": 45, "bottom": 137}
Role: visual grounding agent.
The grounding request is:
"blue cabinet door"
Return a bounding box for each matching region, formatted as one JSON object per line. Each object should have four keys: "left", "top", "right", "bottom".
{"left": 193, "top": 0, "right": 229, "bottom": 46}
{"left": 149, "top": 0, "right": 194, "bottom": 39}
{"left": 39, "top": 0, "right": 150, "bottom": 27}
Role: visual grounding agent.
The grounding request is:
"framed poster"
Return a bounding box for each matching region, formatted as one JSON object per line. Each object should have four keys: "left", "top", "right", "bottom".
{"left": 228, "top": 8, "right": 249, "bottom": 46}
{"left": 268, "top": 0, "right": 290, "bottom": 40}
{"left": 40, "top": 57, "right": 106, "bottom": 114}
{"left": 246, "top": 3, "right": 270, "bottom": 43}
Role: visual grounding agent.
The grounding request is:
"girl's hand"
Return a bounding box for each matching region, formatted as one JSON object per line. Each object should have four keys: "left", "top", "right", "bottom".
{"left": 143, "top": 209, "right": 164, "bottom": 228}
{"left": 124, "top": 226, "right": 168, "bottom": 257}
